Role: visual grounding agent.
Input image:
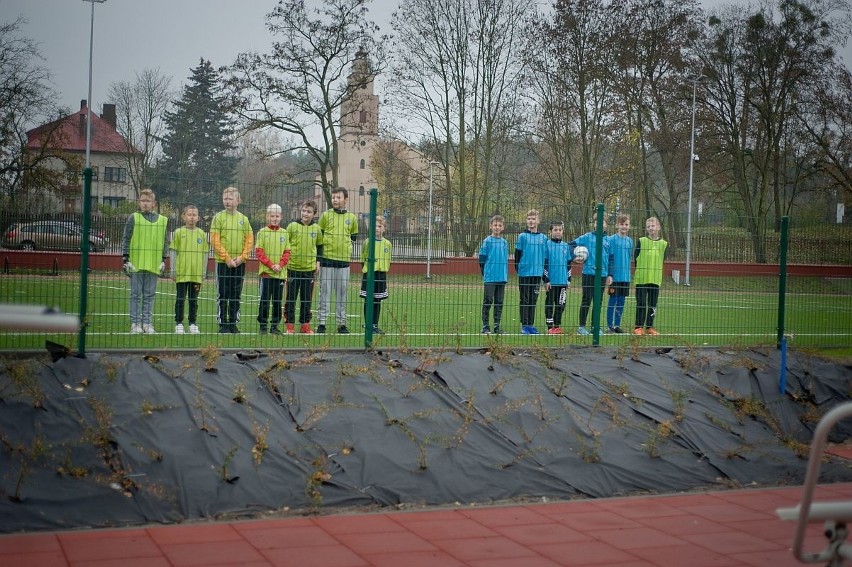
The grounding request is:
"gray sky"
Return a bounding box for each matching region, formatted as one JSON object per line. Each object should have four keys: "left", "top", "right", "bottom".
{"left": 3, "top": 0, "right": 850, "bottom": 120}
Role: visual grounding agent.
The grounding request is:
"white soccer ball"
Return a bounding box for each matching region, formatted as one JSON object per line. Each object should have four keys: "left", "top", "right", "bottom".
{"left": 573, "top": 245, "right": 589, "bottom": 262}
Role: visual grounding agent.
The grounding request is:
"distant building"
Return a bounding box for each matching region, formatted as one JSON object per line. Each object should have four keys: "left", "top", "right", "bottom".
{"left": 327, "top": 48, "right": 381, "bottom": 217}
{"left": 26, "top": 100, "right": 140, "bottom": 213}
{"left": 326, "top": 49, "right": 430, "bottom": 229}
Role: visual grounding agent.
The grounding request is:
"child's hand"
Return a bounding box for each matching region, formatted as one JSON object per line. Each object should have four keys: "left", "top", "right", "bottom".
{"left": 272, "top": 265, "right": 281, "bottom": 272}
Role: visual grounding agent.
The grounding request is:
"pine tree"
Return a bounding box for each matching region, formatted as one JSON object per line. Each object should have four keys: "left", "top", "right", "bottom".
{"left": 155, "top": 59, "right": 238, "bottom": 210}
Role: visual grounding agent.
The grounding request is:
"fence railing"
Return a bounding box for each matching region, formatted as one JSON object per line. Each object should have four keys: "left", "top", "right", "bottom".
{"left": 2, "top": 209, "right": 851, "bottom": 265}
{"left": 1, "top": 202, "right": 851, "bottom": 352}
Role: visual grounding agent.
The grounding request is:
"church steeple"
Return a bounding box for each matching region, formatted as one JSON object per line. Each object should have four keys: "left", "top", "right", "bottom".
{"left": 340, "top": 48, "right": 378, "bottom": 137}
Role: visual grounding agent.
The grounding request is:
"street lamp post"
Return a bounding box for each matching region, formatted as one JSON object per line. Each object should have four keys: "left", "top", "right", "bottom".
{"left": 684, "top": 74, "right": 703, "bottom": 287}
{"left": 84, "top": 0, "right": 106, "bottom": 168}
{"left": 426, "top": 161, "right": 439, "bottom": 279}
{"left": 78, "top": 0, "right": 106, "bottom": 358}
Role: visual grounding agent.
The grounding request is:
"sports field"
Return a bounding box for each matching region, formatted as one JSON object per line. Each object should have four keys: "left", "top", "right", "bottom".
{"left": 1, "top": 271, "right": 850, "bottom": 350}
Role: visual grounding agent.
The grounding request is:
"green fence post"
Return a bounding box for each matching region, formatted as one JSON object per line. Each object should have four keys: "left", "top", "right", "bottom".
{"left": 591, "top": 203, "right": 605, "bottom": 346}
{"left": 363, "top": 189, "right": 378, "bottom": 349}
{"left": 76, "top": 167, "right": 92, "bottom": 358}
{"left": 777, "top": 216, "right": 789, "bottom": 349}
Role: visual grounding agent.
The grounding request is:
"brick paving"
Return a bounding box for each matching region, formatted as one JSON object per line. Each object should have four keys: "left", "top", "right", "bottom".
{"left": 3, "top": 483, "right": 849, "bottom": 566}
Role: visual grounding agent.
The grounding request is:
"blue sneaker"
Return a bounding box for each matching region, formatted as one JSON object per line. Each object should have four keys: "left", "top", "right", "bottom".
{"left": 527, "top": 326, "right": 539, "bottom": 335}
{"left": 577, "top": 326, "right": 591, "bottom": 336}
{"left": 521, "top": 326, "right": 531, "bottom": 334}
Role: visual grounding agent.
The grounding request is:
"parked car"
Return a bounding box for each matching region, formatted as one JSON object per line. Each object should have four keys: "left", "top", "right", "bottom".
{"left": 2, "top": 222, "right": 107, "bottom": 252}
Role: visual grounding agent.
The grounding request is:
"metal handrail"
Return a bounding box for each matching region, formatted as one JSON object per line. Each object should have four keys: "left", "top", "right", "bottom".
{"left": 777, "top": 401, "right": 852, "bottom": 564}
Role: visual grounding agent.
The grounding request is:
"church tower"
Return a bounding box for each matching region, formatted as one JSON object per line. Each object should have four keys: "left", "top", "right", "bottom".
{"left": 337, "top": 48, "right": 380, "bottom": 215}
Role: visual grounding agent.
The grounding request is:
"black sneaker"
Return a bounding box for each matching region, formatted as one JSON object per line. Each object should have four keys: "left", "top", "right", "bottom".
{"left": 612, "top": 326, "right": 625, "bottom": 334}
{"left": 269, "top": 327, "right": 283, "bottom": 336}
{"left": 493, "top": 326, "right": 505, "bottom": 335}
{"left": 372, "top": 326, "right": 384, "bottom": 335}
{"left": 231, "top": 326, "right": 241, "bottom": 334}
{"left": 338, "top": 325, "right": 350, "bottom": 334}
{"left": 481, "top": 325, "right": 490, "bottom": 334}
{"left": 219, "top": 325, "right": 229, "bottom": 334}
{"left": 259, "top": 328, "right": 268, "bottom": 335}
{"left": 316, "top": 324, "right": 326, "bottom": 334}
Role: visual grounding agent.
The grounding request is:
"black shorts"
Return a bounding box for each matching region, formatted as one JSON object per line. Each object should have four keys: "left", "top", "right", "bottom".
{"left": 359, "top": 271, "right": 388, "bottom": 300}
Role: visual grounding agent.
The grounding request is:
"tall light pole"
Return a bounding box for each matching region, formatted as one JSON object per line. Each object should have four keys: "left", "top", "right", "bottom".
{"left": 426, "top": 161, "right": 439, "bottom": 279}
{"left": 684, "top": 74, "right": 703, "bottom": 287}
{"left": 84, "top": 0, "right": 106, "bottom": 168}
{"left": 78, "top": 0, "right": 106, "bottom": 358}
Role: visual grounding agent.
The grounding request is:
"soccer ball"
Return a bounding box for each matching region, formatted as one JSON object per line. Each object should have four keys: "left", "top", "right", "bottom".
{"left": 573, "top": 245, "right": 589, "bottom": 263}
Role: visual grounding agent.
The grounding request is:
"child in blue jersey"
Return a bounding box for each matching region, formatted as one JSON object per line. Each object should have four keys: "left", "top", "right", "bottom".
{"left": 543, "top": 221, "right": 573, "bottom": 334}
{"left": 606, "top": 213, "right": 633, "bottom": 333}
{"left": 479, "top": 215, "right": 508, "bottom": 335}
{"left": 515, "top": 209, "right": 547, "bottom": 334}
{"left": 569, "top": 212, "right": 612, "bottom": 336}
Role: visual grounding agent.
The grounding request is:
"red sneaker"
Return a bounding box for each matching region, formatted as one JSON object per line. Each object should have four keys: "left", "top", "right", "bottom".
{"left": 547, "top": 327, "right": 563, "bottom": 335}
{"left": 285, "top": 323, "right": 295, "bottom": 334}
{"left": 645, "top": 328, "right": 660, "bottom": 336}
{"left": 632, "top": 327, "right": 644, "bottom": 336}
{"left": 300, "top": 323, "right": 314, "bottom": 334}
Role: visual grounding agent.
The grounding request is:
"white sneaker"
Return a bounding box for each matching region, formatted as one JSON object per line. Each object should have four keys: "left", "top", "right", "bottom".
{"left": 142, "top": 324, "right": 156, "bottom": 334}
{"left": 188, "top": 324, "right": 200, "bottom": 334}
{"left": 175, "top": 323, "right": 185, "bottom": 334}
{"left": 130, "top": 324, "right": 143, "bottom": 334}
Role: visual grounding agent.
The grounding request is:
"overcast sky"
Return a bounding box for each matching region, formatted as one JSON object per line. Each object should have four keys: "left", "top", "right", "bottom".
{"left": 3, "top": 0, "right": 850, "bottom": 120}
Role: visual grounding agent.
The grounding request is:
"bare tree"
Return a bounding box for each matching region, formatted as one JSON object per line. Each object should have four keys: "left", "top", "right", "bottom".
{"left": 698, "top": 0, "right": 850, "bottom": 261}
{"left": 387, "top": 0, "right": 532, "bottom": 255}
{"left": 0, "top": 17, "right": 70, "bottom": 212}
{"left": 370, "top": 138, "right": 427, "bottom": 231}
{"left": 107, "top": 68, "right": 174, "bottom": 198}
{"left": 222, "top": 0, "right": 386, "bottom": 207}
{"left": 795, "top": 62, "right": 852, "bottom": 203}
{"left": 610, "top": 0, "right": 703, "bottom": 243}
{"left": 524, "top": 0, "right": 622, "bottom": 229}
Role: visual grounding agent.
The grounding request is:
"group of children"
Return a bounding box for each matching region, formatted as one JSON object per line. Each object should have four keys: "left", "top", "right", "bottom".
{"left": 123, "top": 187, "right": 664, "bottom": 338}
{"left": 123, "top": 186, "right": 390, "bottom": 336}
{"left": 479, "top": 209, "right": 668, "bottom": 336}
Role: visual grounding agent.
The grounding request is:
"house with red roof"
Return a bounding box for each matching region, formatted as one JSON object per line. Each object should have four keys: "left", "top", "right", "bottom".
{"left": 26, "top": 100, "right": 140, "bottom": 213}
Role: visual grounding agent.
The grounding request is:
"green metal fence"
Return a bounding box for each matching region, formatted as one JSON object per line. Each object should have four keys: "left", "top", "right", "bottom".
{"left": 1, "top": 189, "right": 851, "bottom": 353}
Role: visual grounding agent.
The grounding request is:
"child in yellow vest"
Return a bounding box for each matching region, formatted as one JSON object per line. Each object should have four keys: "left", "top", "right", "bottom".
{"left": 359, "top": 216, "right": 391, "bottom": 335}
{"left": 170, "top": 205, "right": 207, "bottom": 334}
{"left": 210, "top": 187, "right": 254, "bottom": 334}
{"left": 255, "top": 204, "right": 290, "bottom": 335}
{"left": 121, "top": 189, "right": 169, "bottom": 334}
{"left": 633, "top": 217, "right": 668, "bottom": 336}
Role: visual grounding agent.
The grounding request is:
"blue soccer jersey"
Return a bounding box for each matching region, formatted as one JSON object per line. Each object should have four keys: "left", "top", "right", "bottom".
{"left": 607, "top": 233, "right": 634, "bottom": 282}
{"left": 515, "top": 230, "right": 547, "bottom": 277}
{"left": 544, "top": 239, "right": 572, "bottom": 286}
{"left": 571, "top": 231, "right": 610, "bottom": 277}
{"left": 479, "top": 235, "right": 509, "bottom": 283}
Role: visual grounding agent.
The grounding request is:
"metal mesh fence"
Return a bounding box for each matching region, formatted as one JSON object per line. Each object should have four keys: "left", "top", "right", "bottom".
{"left": 1, "top": 185, "right": 851, "bottom": 351}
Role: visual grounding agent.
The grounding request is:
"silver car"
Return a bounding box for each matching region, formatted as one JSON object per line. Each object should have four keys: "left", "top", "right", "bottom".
{"left": 2, "top": 221, "right": 107, "bottom": 252}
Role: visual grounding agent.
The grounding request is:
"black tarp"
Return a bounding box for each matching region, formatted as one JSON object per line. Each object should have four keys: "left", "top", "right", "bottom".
{"left": 1, "top": 346, "right": 851, "bottom": 533}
